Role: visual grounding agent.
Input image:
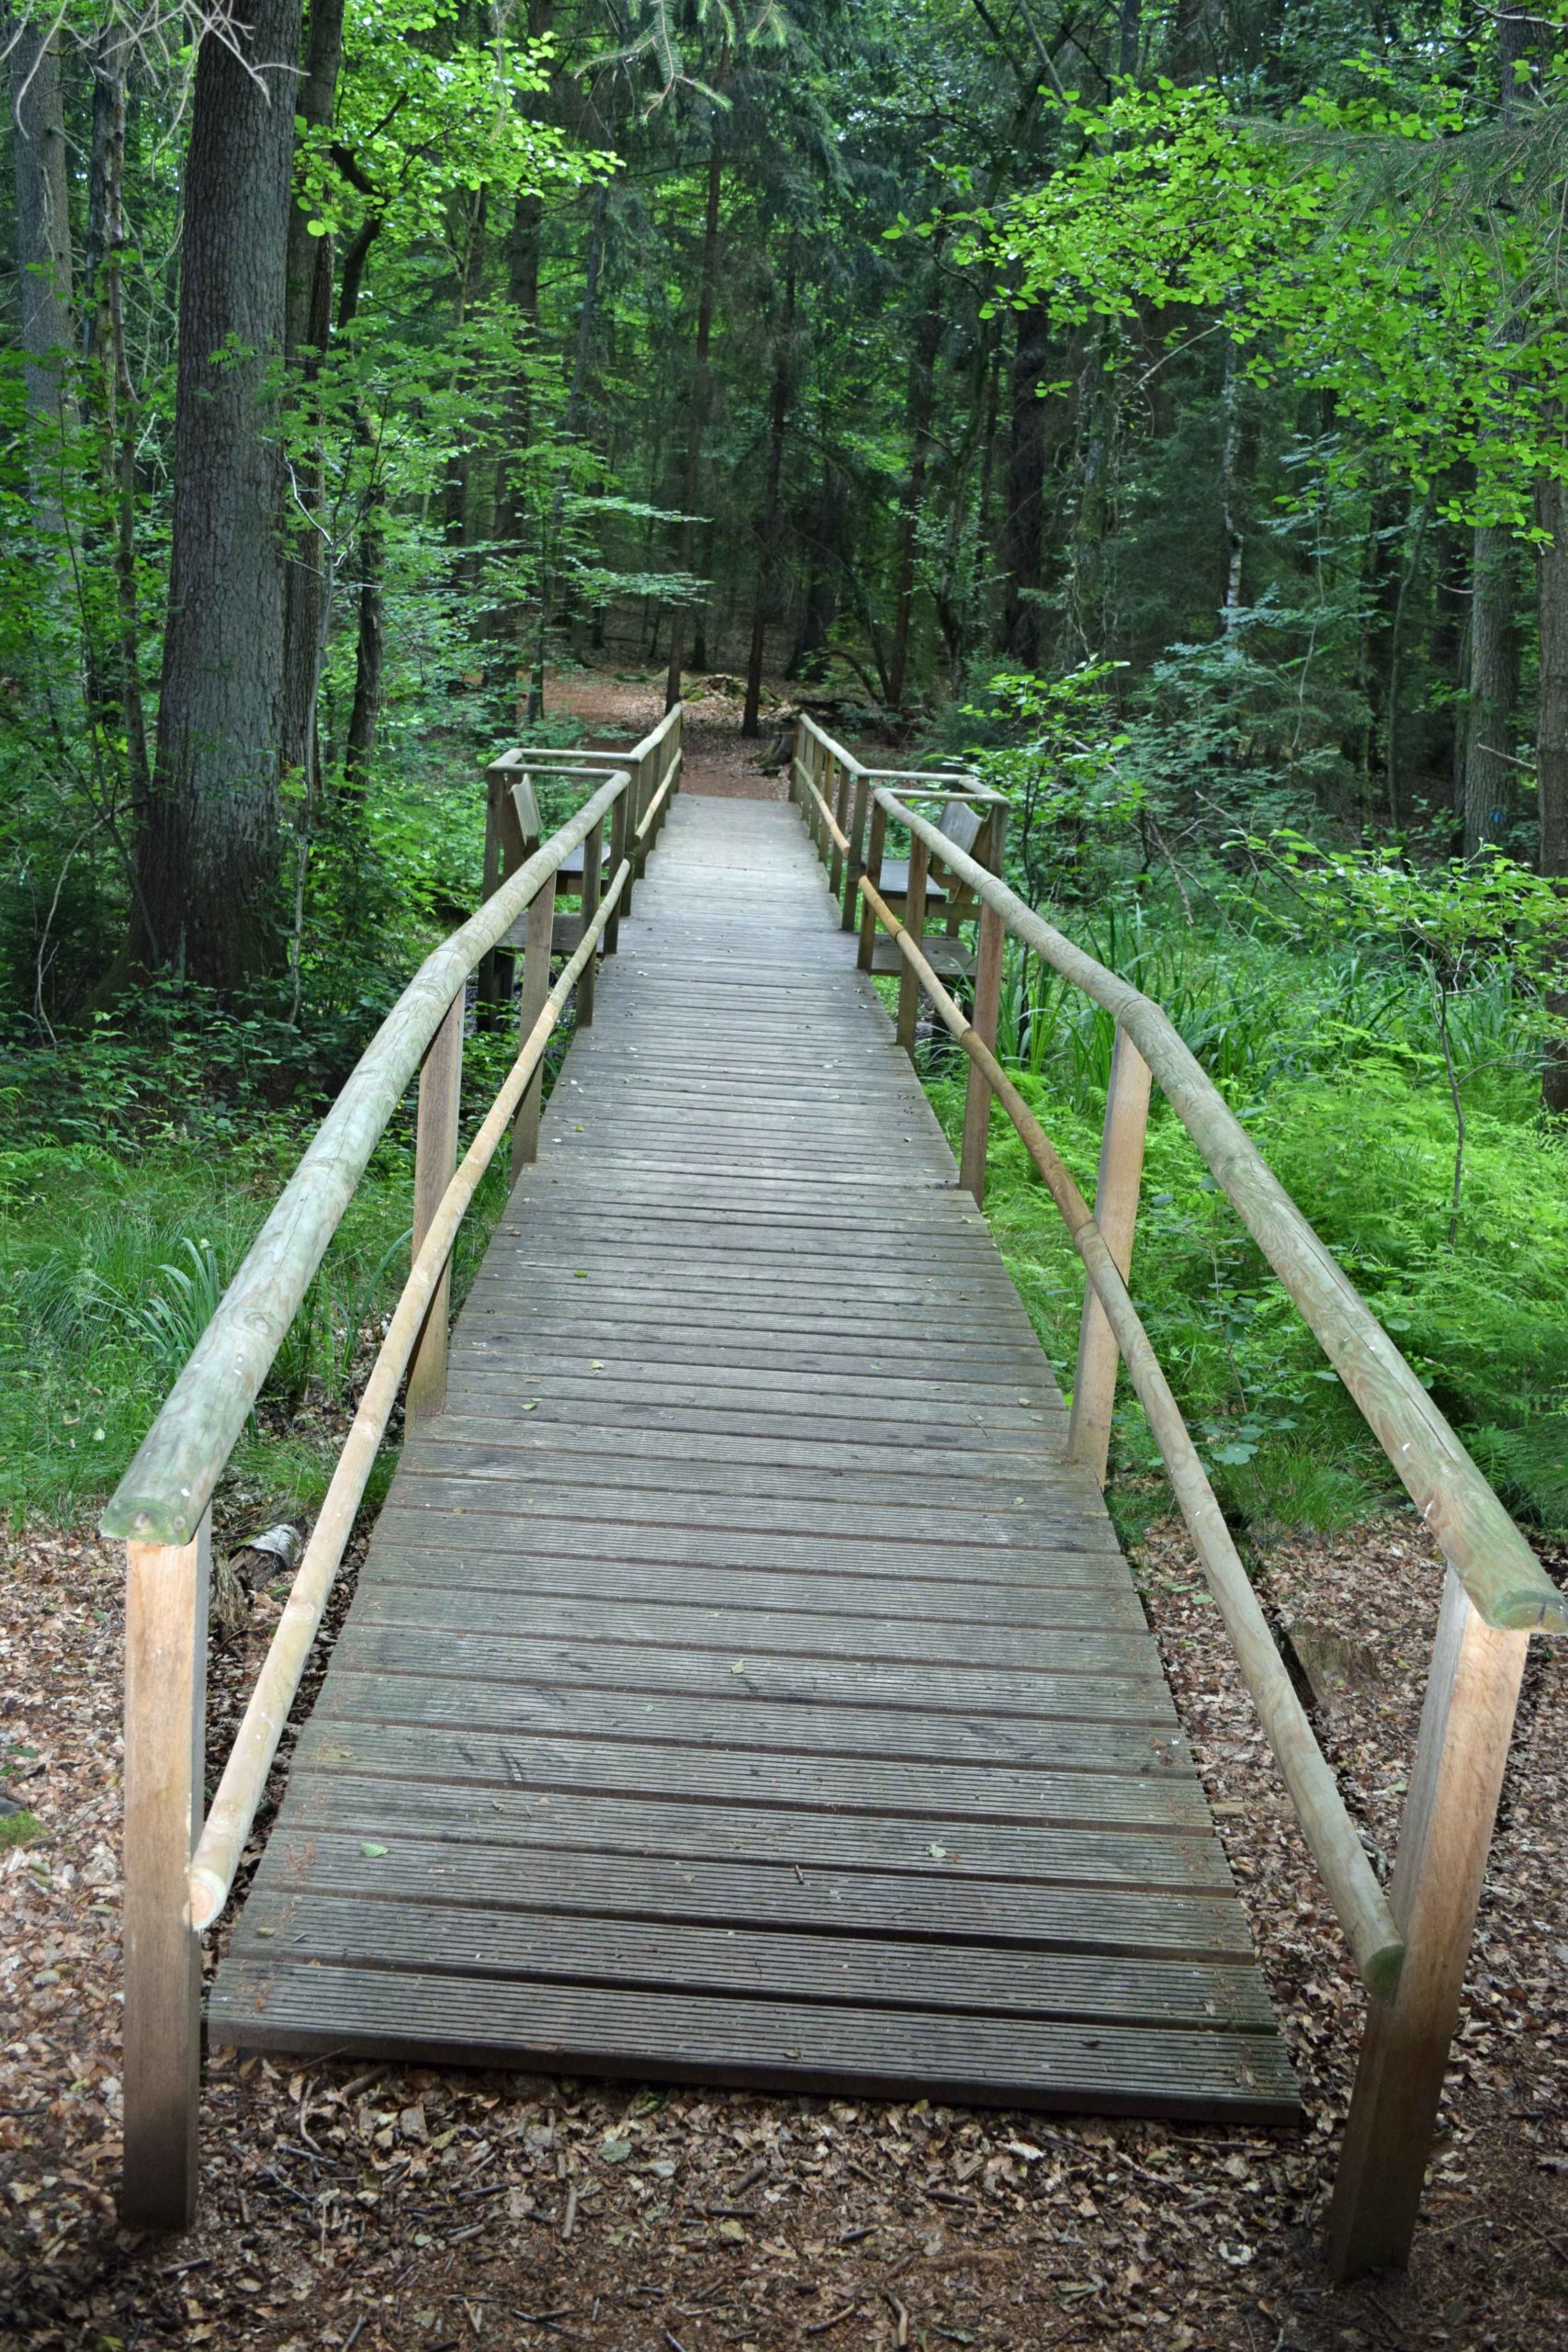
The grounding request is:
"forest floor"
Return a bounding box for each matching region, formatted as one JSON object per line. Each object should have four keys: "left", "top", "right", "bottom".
{"left": 547, "top": 664, "right": 791, "bottom": 800}
{"left": 4, "top": 1510, "right": 1567, "bottom": 2351}
{"left": 4, "top": 669, "right": 1566, "bottom": 2350}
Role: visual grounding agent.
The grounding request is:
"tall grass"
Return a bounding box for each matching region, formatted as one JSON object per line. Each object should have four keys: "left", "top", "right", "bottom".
{"left": 919, "top": 888, "right": 1567, "bottom": 1534}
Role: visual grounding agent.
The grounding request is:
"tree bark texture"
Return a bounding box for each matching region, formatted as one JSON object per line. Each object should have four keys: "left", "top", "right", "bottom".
{"left": 665, "top": 149, "right": 723, "bottom": 710}
{"left": 1534, "top": 471, "right": 1568, "bottom": 1114}
{"left": 1462, "top": 526, "right": 1518, "bottom": 854}
{"left": 1001, "top": 300, "right": 1051, "bottom": 671}
{"left": 888, "top": 290, "right": 942, "bottom": 710}
{"left": 742, "top": 255, "right": 795, "bottom": 736}
{"left": 279, "top": 0, "right": 347, "bottom": 786}
{"left": 83, "top": 33, "right": 152, "bottom": 823}
{"left": 141, "top": 0, "right": 303, "bottom": 988}
{"left": 7, "top": 13, "right": 78, "bottom": 521}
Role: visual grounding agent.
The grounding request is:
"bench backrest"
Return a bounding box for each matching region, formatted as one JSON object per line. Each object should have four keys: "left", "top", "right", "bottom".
{"left": 938, "top": 799, "right": 984, "bottom": 859}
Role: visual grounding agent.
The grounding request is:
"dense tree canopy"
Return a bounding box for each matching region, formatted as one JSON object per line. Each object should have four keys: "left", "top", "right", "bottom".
{"left": 3, "top": 0, "right": 1567, "bottom": 1035}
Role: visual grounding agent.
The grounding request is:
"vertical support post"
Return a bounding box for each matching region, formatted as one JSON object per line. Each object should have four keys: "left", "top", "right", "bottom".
{"left": 406, "top": 985, "right": 465, "bottom": 1426}
{"left": 622, "top": 751, "right": 649, "bottom": 918}
{"left": 896, "top": 834, "right": 929, "bottom": 1060}
{"left": 960, "top": 901, "right": 1005, "bottom": 1204}
{"left": 121, "top": 1506, "right": 211, "bottom": 2230}
{"left": 827, "top": 756, "right": 846, "bottom": 898}
{"left": 604, "top": 783, "right": 629, "bottom": 956}
{"left": 842, "top": 771, "right": 870, "bottom": 930}
{"left": 1067, "top": 1023, "right": 1153, "bottom": 1483}
{"left": 857, "top": 799, "right": 886, "bottom": 971}
{"left": 575, "top": 812, "right": 604, "bottom": 1029}
{"left": 511, "top": 869, "right": 558, "bottom": 1182}
{"left": 1325, "top": 1569, "right": 1529, "bottom": 2279}
{"left": 476, "top": 760, "right": 508, "bottom": 1019}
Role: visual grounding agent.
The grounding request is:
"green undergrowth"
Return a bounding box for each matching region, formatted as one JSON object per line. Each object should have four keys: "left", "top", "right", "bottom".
{"left": 0, "top": 1023, "right": 539, "bottom": 1531}
{"left": 906, "top": 914, "right": 1568, "bottom": 1539}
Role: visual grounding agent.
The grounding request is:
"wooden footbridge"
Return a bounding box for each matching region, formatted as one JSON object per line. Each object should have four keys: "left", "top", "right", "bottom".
{"left": 106, "top": 706, "right": 1565, "bottom": 2280}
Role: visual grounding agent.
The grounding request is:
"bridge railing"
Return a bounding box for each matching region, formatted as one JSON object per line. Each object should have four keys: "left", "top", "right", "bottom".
{"left": 102, "top": 703, "right": 682, "bottom": 2231}
{"left": 792, "top": 710, "right": 1564, "bottom": 2280}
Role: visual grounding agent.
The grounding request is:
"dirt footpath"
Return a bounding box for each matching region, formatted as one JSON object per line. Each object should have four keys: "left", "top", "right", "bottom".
{"left": 547, "top": 666, "right": 791, "bottom": 800}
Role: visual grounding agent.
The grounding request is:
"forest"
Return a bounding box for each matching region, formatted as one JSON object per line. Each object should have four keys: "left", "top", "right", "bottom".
{"left": 5, "top": 6, "right": 1568, "bottom": 2346}
{"left": 3, "top": 0, "right": 1565, "bottom": 1543}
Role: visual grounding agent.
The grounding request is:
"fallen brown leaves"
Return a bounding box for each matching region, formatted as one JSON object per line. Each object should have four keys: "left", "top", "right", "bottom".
{"left": 3, "top": 1508, "right": 1566, "bottom": 2351}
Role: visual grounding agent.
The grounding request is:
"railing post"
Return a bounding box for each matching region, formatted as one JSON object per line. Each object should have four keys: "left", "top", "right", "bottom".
{"left": 842, "top": 770, "right": 870, "bottom": 930}
{"left": 1326, "top": 1570, "right": 1530, "bottom": 2278}
{"left": 622, "top": 749, "right": 649, "bottom": 918}
{"left": 575, "top": 812, "right": 604, "bottom": 1028}
{"left": 406, "top": 985, "right": 465, "bottom": 1426}
{"left": 511, "top": 868, "right": 558, "bottom": 1182}
{"left": 121, "top": 1505, "right": 211, "bottom": 2230}
{"left": 896, "top": 833, "right": 929, "bottom": 1059}
{"left": 959, "top": 901, "right": 1006, "bottom": 1204}
{"left": 857, "top": 798, "right": 886, "bottom": 972}
{"left": 827, "top": 755, "right": 845, "bottom": 898}
{"left": 1067, "top": 1023, "right": 1153, "bottom": 1483}
{"left": 476, "top": 760, "right": 508, "bottom": 1019}
{"left": 604, "top": 783, "right": 629, "bottom": 956}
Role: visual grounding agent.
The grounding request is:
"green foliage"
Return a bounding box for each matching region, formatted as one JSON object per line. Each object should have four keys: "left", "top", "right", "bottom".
{"left": 919, "top": 899, "right": 1568, "bottom": 1535}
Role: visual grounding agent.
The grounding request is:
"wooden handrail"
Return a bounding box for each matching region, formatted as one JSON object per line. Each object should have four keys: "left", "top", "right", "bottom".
{"left": 187, "top": 853, "right": 634, "bottom": 1935}
{"left": 861, "top": 874, "right": 1405, "bottom": 1996}
{"left": 113, "top": 706, "right": 682, "bottom": 2231}
{"left": 828, "top": 749, "right": 1562, "bottom": 2278}
{"left": 102, "top": 773, "right": 631, "bottom": 1548}
{"left": 876, "top": 786, "right": 1564, "bottom": 1638}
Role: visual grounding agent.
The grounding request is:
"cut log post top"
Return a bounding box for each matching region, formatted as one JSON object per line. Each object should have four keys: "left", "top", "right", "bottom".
{"left": 874, "top": 786, "right": 1565, "bottom": 1639}
{"left": 102, "top": 716, "right": 682, "bottom": 1551}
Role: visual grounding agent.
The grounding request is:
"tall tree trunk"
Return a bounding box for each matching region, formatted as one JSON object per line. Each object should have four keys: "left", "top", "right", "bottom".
{"left": 888, "top": 287, "right": 942, "bottom": 711}
{"left": 742, "top": 254, "right": 795, "bottom": 737}
{"left": 788, "top": 456, "right": 844, "bottom": 681}
{"left": 439, "top": 187, "right": 491, "bottom": 570}
{"left": 1535, "top": 471, "right": 1568, "bottom": 1115}
{"left": 665, "top": 149, "right": 723, "bottom": 711}
{"left": 1001, "top": 301, "right": 1051, "bottom": 669}
{"left": 342, "top": 493, "right": 384, "bottom": 801}
{"left": 139, "top": 0, "right": 303, "bottom": 988}
{"left": 7, "top": 13, "right": 78, "bottom": 529}
{"left": 279, "top": 0, "right": 347, "bottom": 786}
{"left": 1463, "top": 526, "right": 1518, "bottom": 852}
{"left": 1218, "top": 332, "right": 1245, "bottom": 637}
{"left": 1462, "top": 7, "right": 1539, "bottom": 855}
{"left": 526, "top": 170, "right": 613, "bottom": 720}
{"left": 83, "top": 33, "right": 152, "bottom": 827}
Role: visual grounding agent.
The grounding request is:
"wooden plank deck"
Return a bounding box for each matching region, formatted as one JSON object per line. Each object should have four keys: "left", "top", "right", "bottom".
{"left": 209, "top": 793, "right": 1297, "bottom": 2120}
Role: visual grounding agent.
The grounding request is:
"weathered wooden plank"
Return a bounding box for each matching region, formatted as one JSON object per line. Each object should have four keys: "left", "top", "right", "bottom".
{"left": 333, "top": 1621, "right": 1176, "bottom": 1723}
{"left": 209, "top": 1962, "right": 1295, "bottom": 2120}
{"left": 355, "top": 1572, "right": 1157, "bottom": 1670}
{"left": 315, "top": 1659, "right": 1174, "bottom": 1765}
{"left": 364, "top": 1510, "right": 1128, "bottom": 1578}
{"left": 278, "top": 1764, "right": 1231, "bottom": 1890}
{"left": 247, "top": 1826, "right": 1253, "bottom": 1956}
{"left": 356, "top": 1545, "right": 1149, "bottom": 1624}
{"left": 387, "top": 1468, "right": 1116, "bottom": 1551}
{"left": 231, "top": 1888, "right": 1271, "bottom": 2030}
{"left": 408, "top": 1414, "right": 1066, "bottom": 1483}
{"left": 300, "top": 1710, "right": 1204, "bottom": 1831}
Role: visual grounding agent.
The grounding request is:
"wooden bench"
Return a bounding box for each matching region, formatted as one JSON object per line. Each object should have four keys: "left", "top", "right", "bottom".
{"left": 867, "top": 798, "right": 991, "bottom": 979}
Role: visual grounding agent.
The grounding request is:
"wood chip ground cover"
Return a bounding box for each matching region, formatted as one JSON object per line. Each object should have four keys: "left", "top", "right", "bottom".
{"left": 4, "top": 1512, "right": 1566, "bottom": 2349}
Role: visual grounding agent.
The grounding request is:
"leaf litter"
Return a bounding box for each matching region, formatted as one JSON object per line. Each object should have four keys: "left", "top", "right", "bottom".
{"left": 2, "top": 1510, "right": 1566, "bottom": 2348}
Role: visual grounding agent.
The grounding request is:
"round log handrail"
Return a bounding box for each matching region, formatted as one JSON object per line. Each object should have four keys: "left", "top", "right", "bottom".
{"left": 102, "top": 762, "right": 639, "bottom": 1547}
{"left": 875, "top": 785, "right": 1565, "bottom": 1637}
